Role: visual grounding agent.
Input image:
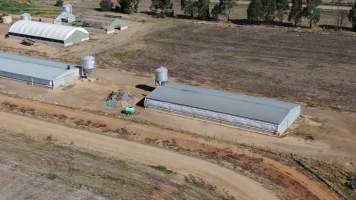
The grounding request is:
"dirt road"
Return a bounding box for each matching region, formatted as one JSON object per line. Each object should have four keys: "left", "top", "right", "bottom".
{"left": 0, "top": 92, "right": 351, "bottom": 161}
{"left": 0, "top": 94, "right": 344, "bottom": 199}
{"left": 0, "top": 111, "right": 278, "bottom": 200}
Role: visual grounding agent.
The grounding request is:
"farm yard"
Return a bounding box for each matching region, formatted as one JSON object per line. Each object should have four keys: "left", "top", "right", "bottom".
{"left": 0, "top": 0, "right": 355, "bottom": 200}
{"left": 106, "top": 20, "right": 356, "bottom": 112}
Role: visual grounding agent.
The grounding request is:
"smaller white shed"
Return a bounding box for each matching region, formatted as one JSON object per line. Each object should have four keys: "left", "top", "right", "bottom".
{"left": 0, "top": 52, "right": 80, "bottom": 88}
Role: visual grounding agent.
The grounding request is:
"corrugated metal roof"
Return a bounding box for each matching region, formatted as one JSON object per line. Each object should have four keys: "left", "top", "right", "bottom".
{"left": 9, "top": 20, "right": 89, "bottom": 41}
{"left": 146, "top": 83, "right": 300, "bottom": 124}
{"left": 112, "top": 18, "right": 128, "bottom": 26}
{"left": 0, "top": 52, "right": 76, "bottom": 80}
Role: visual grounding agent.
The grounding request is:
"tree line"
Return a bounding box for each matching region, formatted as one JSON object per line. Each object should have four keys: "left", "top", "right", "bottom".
{"left": 99, "top": 0, "right": 356, "bottom": 31}
{"left": 247, "top": 0, "right": 320, "bottom": 28}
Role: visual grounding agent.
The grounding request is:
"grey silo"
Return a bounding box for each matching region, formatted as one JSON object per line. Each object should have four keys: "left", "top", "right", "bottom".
{"left": 155, "top": 66, "right": 168, "bottom": 86}
{"left": 20, "top": 13, "right": 31, "bottom": 21}
{"left": 63, "top": 4, "right": 73, "bottom": 14}
{"left": 81, "top": 55, "right": 96, "bottom": 75}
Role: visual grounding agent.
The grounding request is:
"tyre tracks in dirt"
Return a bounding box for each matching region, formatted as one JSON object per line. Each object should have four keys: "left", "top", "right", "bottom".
{"left": 0, "top": 93, "right": 342, "bottom": 200}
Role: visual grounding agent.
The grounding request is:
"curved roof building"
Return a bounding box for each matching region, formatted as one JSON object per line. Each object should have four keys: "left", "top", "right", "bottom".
{"left": 8, "top": 20, "right": 89, "bottom": 47}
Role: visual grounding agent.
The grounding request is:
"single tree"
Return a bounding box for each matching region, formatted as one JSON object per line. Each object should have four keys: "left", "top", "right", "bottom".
{"left": 275, "top": 0, "right": 289, "bottom": 22}
{"left": 211, "top": 4, "right": 221, "bottom": 20}
{"left": 55, "top": 0, "right": 64, "bottom": 7}
{"left": 150, "top": 0, "right": 174, "bottom": 16}
{"left": 181, "top": 0, "right": 186, "bottom": 11}
{"left": 197, "top": 0, "right": 210, "bottom": 19}
{"left": 212, "top": 0, "right": 237, "bottom": 21}
{"left": 288, "top": 0, "right": 303, "bottom": 26}
{"left": 182, "top": 0, "right": 199, "bottom": 17}
{"left": 335, "top": 10, "right": 347, "bottom": 30}
{"left": 247, "top": 0, "right": 263, "bottom": 22}
{"left": 100, "top": 0, "right": 113, "bottom": 11}
{"left": 349, "top": 1, "right": 356, "bottom": 31}
{"left": 261, "top": 0, "right": 276, "bottom": 22}
{"left": 182, "top": 0, "right": 209, "bottom": 19}
{"left": 303, "top": 0, "right": 321, "bottom": 28}
{"left": 117, "top": 0, "right": 139, "bottom": 14}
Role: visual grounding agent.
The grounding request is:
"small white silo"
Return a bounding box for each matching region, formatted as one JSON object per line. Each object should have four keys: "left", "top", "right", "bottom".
{"left": 155, "top": 66, "right": 168, "bottom": 86}
{"left": 81, "top": 55, "right": 96, "bottom": 76}
{"left": 63, "top": 4, "right": 73, "bottom": 14}
{"left": 20, "top": 13, "right": 31, "bottom": 21}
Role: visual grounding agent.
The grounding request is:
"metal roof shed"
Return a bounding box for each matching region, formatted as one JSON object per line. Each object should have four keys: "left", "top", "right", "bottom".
{"left": 144, "top": 83, "right": 300, "bottom": 136}
{"left": 106, "top": 18, "right": 128, "bottom": 34}
{"left": 0, "top": 52, "right": 80, "bottom": 88}
{"left": 8, "top": 20, "right": 89, "bottom": 47}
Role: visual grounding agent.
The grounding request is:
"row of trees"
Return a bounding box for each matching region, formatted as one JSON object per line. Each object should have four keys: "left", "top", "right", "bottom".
{"left": 100, "top": 0, "right": 139, "bottom": 14}
{"left": 100, "top": 0, "right": 356, "bottom": 30}
{"left": 100, "top": 0, "right": 236, "bottom": 20}
{"left": 247, "top": 0, "right": 321, "bottom": 28}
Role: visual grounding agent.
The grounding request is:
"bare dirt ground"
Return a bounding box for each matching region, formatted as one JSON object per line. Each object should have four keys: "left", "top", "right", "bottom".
{"left": 0, "top": 130, "right": 236, "bottom": 200}
{"left": 0, "top": 111, "right": 276, "bottom": 200}
{"left": 0, "top": 93, "right": 347, "bottom": 200}
{"left": 0, "top": 0, "right": 355, "bottom": 199}
{"left": 105, "top": 19, "right": 356, "bottom": 112}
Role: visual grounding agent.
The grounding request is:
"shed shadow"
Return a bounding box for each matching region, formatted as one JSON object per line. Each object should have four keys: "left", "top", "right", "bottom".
{"left": 136, "top": 84, "right": 155, "bottom": 92}
{"left": 319, "top": 24, "right": 353, "bottom": 32}
{"left": 136, "top": 97, "right": 145, "bottom": 107}
{"left": 230, "top": 19, "right": 294, "bottom": 27}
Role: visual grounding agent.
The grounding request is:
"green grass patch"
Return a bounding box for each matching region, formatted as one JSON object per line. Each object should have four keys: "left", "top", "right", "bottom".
{"left": 0, "top": 0, "right": 59, "bottom": 16}
{"left": 113, "top": 49, "right": 136, "bottom": 59}
{"left": 45, "top": 173, "right": 58, "bottom": 180}
{"left": 149, "top": 165, "right": 174, "bottom": 175}
{"left": 0, "top": 0, "right": 32, "bottom": 14}
{"left": 112, "top": 160, "right": 129, "bottom": 171}
{"left": 184, "top": 174, "right": 217, "bottom": 193}
{"left": 23, "top": 137, "right": 52, "bottom": 150}
{"left": 75, "top": 149, "right": 100, "bottom": 160}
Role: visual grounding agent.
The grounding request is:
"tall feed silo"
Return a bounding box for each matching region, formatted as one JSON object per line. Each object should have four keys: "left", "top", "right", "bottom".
{"left": 81, "top": 55, "right": 96, "bottom": 76}
{"left": 63, "top": 4, "right": 73, "bottom": 14}
{"left": 155, "top": 66, "right": 168, "bottom": 86}
{"left": 20, "top": 13, "right": 31, "bottom": 21}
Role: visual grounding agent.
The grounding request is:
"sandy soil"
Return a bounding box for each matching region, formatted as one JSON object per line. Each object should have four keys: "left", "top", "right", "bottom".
{"left": 0, "top": 130, "right": 237, "bottom": 200}
{"left": 0, "top": 111, "right": 278, "bottom": 200}
{"left": 0, "top": 1, "right": 355, "bottom": 199}
{"left": 107, "top": 19, "right": 356, "bottom": 112}
{"left": 0, "top": 92, "right": 344, "bottom": 200}
{"left": 0, "top": 69, "right": 354, "bottom": 164}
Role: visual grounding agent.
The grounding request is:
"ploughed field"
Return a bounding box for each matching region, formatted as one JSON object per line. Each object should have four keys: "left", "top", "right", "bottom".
{"left": 102, "top": 20, "right": 356, "bottom": 112}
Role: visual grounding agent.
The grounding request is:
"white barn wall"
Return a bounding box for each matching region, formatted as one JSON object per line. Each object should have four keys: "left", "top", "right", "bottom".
{"left": 278, "top": 105, "right": 301, "bottom": 135}
{"left": 0, "top": 70, "right": 51, "bottom": 86}
{"left": 145, "top": 99, "right": 279, "bottom": 134}
{"left": 52, "top": 68, "right": 80, "bottom": 88}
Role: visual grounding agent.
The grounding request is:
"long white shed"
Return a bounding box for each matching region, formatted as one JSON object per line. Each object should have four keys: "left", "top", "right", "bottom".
{"left": 144, "top": 83, "right": 300, "bottom": 136}
{"left": 0, "top": 52, "right": 80, "bottom": 88}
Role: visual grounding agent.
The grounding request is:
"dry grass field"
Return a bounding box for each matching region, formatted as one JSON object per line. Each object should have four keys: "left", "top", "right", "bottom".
{"left": 0, "top": 0, "right": 356, "bottom": 199}
{"left": 0, "top": 130, "right": 235, "bottom": 200}
{"left": 103, "top": 19, "right": 356, "bottom": 112}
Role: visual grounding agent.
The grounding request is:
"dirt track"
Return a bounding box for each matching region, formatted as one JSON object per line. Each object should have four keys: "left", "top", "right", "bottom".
{"left": 0, "top": 93, "right": 343, "bottom": 200}
{"left": 0, "top": 111, "right": 278, "bottom": 200}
